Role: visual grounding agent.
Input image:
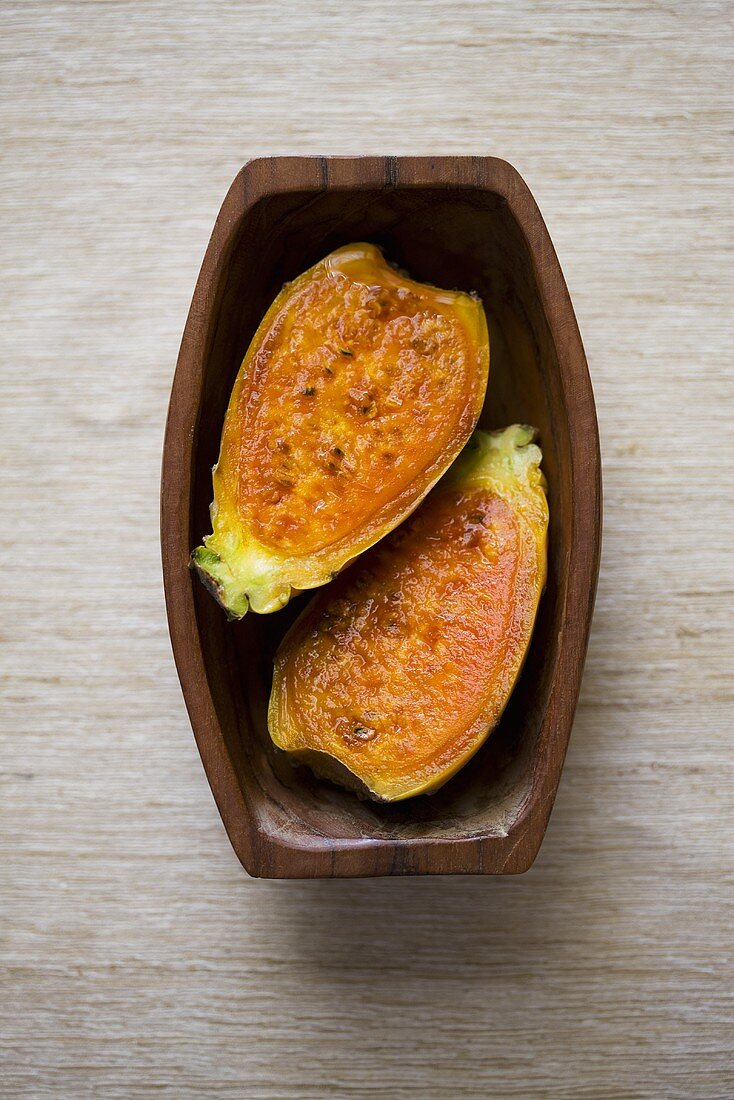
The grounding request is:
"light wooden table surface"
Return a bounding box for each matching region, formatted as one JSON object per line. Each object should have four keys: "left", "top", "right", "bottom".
{"left": 2, "top": 3, "right": 732, "bottom": 1097}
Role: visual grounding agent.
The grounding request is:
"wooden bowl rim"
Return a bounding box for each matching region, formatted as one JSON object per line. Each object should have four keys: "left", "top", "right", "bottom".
{"left": 161, "top": 155, "right": 602, "bottom": 877}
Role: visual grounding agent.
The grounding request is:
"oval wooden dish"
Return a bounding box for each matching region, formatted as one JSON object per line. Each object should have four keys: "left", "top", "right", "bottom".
{"left": 161, "top": 156, "right": 601, "bottom": 878}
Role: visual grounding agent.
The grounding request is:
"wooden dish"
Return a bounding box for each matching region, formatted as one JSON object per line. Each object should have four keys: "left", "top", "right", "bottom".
{"left": 161, "top": 156, "right": 602, "bottom": 878}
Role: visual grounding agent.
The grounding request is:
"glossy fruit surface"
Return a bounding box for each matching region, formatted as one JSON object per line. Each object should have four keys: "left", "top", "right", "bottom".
{"left": 268, "top": 425, "right": 548, "bottom": 801}
{"left": 191, "top": 243, "right": 489, "bottom": 617}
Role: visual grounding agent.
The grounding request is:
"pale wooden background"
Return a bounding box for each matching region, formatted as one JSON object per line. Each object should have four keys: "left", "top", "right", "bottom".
{"left": 2, "top": 2, "right": 732, "bottom": 1097}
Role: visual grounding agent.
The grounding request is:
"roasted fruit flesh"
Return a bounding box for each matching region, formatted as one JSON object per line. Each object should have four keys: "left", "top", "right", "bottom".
{"left": 192, "top": 243, "right": 489, "bottom": 617}
{"left": 268, "top": 425, "right": 548, "bottom": 802}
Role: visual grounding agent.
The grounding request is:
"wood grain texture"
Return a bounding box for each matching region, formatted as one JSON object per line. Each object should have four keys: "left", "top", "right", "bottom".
{"left": 1, "top": 0, "right": 732, "bottom": 1095}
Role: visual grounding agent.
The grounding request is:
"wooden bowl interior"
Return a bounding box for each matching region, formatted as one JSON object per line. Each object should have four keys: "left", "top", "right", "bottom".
{"left": 191, "top": 185, "right": 570, "bottom": 843}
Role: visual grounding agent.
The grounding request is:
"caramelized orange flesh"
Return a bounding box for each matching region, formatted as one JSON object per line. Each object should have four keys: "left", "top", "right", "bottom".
{"left": 230, "top": 251, "right": 482, "bottom": 555}
{"left": 192, "top": 244, "right": 488, "bottom": 617}
{"left": 269, "top": 426, "right": 548, "bottom": 801}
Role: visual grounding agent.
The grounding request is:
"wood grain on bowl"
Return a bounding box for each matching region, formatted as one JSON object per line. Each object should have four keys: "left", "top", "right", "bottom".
{"left": 160, "top": 155, "right": 602, "bottom": 878}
